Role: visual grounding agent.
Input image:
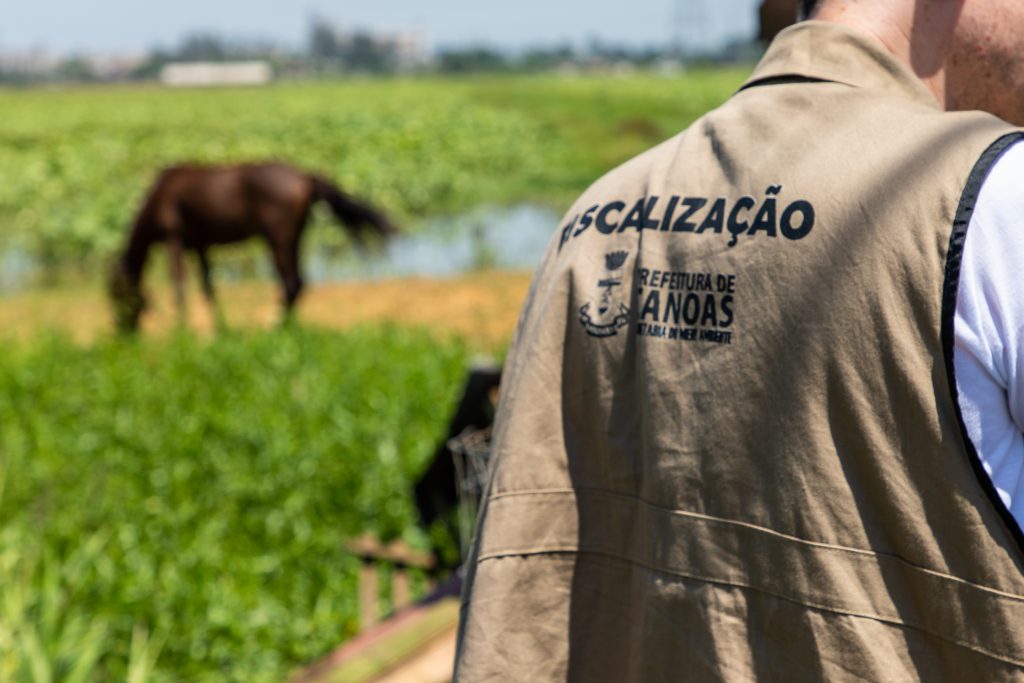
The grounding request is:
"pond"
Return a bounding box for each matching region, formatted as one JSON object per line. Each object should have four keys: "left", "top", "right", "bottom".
{"left": 306, "top": 204, "right": 560, "bottom": 282}
{"left": 0, "top": 204, "right": 563, "bottom": 294}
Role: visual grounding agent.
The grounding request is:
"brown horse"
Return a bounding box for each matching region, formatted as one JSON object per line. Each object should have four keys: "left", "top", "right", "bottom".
{"left": 109, "top": 162, "right": 396, "bottom": 332}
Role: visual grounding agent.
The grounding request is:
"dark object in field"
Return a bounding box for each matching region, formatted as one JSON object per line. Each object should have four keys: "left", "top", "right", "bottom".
{"left": 109, "top": 162, "right": 397, "bottom": 332}
{"left": 414, "top": 363, "right": 501, "bottom": 566}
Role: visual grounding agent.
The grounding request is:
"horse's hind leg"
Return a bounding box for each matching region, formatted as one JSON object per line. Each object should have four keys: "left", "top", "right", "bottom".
{"left": 267, "top": 236, "right": 303, "bottom": 324}
{"left": 196, "top": 247, "right": 226, "bottom": 330}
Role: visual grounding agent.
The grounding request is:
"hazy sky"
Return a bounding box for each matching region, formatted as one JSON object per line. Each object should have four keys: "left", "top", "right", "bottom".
{"left": 3, "top": 0, "right": 762, "bottom": 55}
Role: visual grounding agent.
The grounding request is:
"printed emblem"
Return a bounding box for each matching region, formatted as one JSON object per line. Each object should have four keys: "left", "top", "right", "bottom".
{"left": 579, "top": 251, "right": 631, "bottom": 338}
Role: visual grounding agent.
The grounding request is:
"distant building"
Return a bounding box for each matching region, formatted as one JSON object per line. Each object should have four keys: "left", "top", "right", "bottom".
{"left": 159, "top": 61, "right": 273, "bottom": 87}
{"left": 390, "top": 30, "right": 430, "bottom": 70}
{"left": 84, "top": 53, "right": 148, "bottom": 80}
{"left": 313, "top": 19, "right": 430, "bottom": 72}
{"left": 0, "top": 49, "right": 147, "bottom": 81}
{"left": 0, "top": 49, "right": 60, "bottom": 77}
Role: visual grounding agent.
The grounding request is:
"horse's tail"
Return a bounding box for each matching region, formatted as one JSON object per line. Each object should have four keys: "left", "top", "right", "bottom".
{"left": 310, "top": 175, "right": 398, "bottom": 238}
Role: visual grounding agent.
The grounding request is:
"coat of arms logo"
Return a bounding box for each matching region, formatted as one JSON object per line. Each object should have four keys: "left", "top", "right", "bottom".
{"left": 579, "top": 251, "right": 631, "bottom": 338}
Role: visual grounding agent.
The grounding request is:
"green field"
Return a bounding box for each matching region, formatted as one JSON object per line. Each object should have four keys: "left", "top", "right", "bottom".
{"left": 1, "top": 326, "right": 470, "bottom": 682}
{"left": 0, "top": 71, "right": 747, "bottom": 682}
{"left": 0, "top": 72, "right": 746, "bottom": 269}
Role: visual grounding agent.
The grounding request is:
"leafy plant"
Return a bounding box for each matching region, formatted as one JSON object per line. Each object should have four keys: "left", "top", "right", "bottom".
{"left": 0, "top": 325, "right": 470, "bottom": 682}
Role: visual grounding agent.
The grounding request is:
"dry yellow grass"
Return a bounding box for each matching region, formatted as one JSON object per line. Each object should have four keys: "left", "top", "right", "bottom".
{"left": 0, "top": 271, "right": 533, "bottom": 351}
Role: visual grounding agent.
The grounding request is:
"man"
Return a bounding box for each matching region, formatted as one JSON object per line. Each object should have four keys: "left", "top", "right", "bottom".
{"left": 455, "top": 0, "right": 1024, "bottom": 679}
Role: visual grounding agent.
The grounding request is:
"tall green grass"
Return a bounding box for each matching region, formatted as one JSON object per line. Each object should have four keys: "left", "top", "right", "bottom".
{"left": 0, "top": 325, "right": 470, "bottom": 682}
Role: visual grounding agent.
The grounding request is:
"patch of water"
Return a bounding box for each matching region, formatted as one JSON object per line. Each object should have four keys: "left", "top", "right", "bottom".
{"left": 306, "top": 204, "right": 560, "bottom": 282}
{"left": 0, "top": 246, "right": 38, "bottom": 295}
{"left": 0, "top": 204, "right": 563, "bottom": 293}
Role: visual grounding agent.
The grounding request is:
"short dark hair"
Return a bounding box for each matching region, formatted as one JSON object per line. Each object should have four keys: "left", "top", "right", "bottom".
{"left": 799, "top": 0, "right": 820, "bottom": 20}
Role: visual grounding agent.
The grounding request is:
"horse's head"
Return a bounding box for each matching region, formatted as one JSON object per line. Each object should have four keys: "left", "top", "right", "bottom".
{"left": 369, "top": 214, "right": 399, "bottom": 240}
{"left": 108, "top": 261, "right": 147, "bottom": 333}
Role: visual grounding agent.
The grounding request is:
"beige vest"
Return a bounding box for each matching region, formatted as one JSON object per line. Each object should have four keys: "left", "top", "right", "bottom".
{"left": 455, "top": 22, "right": 1024, "bottom": 681}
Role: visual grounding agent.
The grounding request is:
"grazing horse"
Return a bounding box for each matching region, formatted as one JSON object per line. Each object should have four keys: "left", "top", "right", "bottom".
{"left": 109, "top": 162, "right": 397, "bottom": 332}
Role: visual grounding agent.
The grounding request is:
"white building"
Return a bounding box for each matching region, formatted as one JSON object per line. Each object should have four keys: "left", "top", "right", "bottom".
{"left": 159, "top": 61, "right": 273, "bottom": 87}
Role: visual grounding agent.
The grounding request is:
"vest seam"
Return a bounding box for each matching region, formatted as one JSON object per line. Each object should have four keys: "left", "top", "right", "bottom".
{"left": 941, "top": 131, "right": 1024, "bottom": 560}
{"left": 487, "top": 486, "right": 1024, "bottom": 602}
{"left": 474, "top": 547, "right": 1024, "bottom": 668}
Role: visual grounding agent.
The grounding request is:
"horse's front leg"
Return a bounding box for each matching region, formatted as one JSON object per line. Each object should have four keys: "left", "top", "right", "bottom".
{"left": 166, "top": 238, "right": 187, "bottom": 327}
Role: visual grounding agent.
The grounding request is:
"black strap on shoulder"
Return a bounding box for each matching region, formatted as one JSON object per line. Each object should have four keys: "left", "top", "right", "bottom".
{"left": 942, "top": 131, "right": 1024, "bottom": 558}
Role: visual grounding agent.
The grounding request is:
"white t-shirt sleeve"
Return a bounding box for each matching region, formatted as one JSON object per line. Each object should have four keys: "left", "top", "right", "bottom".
{"left": 954, "top": 140, "right": 1024, "bottom": 527}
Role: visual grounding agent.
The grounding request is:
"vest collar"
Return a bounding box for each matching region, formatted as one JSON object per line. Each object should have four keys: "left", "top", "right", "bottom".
{"left": 742, "top": 21, "right": 940, "bottom": 110}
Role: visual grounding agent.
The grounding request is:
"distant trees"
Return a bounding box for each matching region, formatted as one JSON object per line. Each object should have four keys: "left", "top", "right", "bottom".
{"left": 0, "top": 53, "right": 102, "bottom": 84}
{"left": 0, "top": 15, "right": 762, "bottom": 84}
{"left": 54, "top": 57, "right": 96, "bottom": 82}
{"left": 436, "top": 47, "right": 508, "bottom": 74}
{"left": 521, "top": 45, "right": 574, "bottom": 71}
{"left": 128, "top": 32, "right": 285, "bottom": 79}
{"left": 307, "top": 17, "right": 404, "bottom": 74}
{"left": 309, "top": 20, "right": 342, "bottom": 62}
{"left": 434, "top": 41, "right": 687, "bottom": 75}
{"left": 176, "top": 34, "right": 230, "bottom": 62}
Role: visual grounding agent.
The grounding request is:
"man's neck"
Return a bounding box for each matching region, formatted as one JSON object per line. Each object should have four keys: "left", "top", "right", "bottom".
{"left": 813, "top": 1, "right": 958, "bottom": 109}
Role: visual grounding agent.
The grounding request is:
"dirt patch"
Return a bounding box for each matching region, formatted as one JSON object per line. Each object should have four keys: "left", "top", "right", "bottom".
{"left": 618, "top": 116, "right": 663, "bottom": 141}
{"left": 0, "top": 271, "right": 533, "bottom": 351}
